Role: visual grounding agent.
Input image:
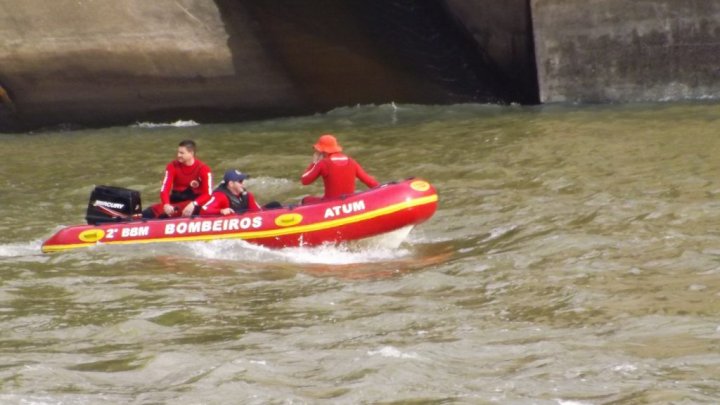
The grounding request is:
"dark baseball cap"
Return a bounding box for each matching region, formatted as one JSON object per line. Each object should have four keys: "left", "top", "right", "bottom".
{"left": 223, "top": 169, "right": 248, "bottom": 183}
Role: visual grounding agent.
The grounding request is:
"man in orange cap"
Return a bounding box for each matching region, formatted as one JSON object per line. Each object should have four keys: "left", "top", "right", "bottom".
{"left": 300, "top": 134, "right": 379, "bottom": 204}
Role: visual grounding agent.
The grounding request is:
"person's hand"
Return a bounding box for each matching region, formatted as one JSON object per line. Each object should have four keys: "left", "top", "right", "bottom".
{"left": 181, "top": 202, "right": 196, "bottom": 217}
{"left": 220, "top": 208, "right": 234, "bottom": 215}
{"left": 312, "top": 151, "right": 322, "bottom": 163}
{"left": 163, "top": 204, "right": 175, "bottom": 216}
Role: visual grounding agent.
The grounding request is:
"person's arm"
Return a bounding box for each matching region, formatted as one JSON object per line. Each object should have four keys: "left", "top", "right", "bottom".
{"left": 246, "top": 192, "right": 262, "bottom": 212}
{"left": 301, "top": 159, "right": 324, "bottom": 185}
{"left": 354, "top": 160, "right": 379, "bottom": 188}
{"left": 193, "top": 162, "right": 214, "bottom": 208}
{"left": 198, "top": 164, "right": 213, "bottom": 199}
{"left": 193, "top": 192, "right": 212, "bottom": 207}
{"left": 160, "top": 163, "right": 178, "bottom": 215}
{"left": 182, "top": 164, "right": 213, "bottom": 217}
{"left": 159, "top": 163, "right": 175, "bottom": 205}
{"left": 182, "top": 191, "right": 212, "bottom": 217}
{"left": 200, "top": 193, "right": 226, "bottom": 216}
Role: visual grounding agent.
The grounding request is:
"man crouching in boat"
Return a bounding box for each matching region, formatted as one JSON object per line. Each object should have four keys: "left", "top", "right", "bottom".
{"left": 300, "top": 134, "right": 378, "bottom": 204}
{"left": 197, "top": 169, "right": 261, "bottom": 216}
{"left": 142, "top": 139, "right": 213, "bottom": 219}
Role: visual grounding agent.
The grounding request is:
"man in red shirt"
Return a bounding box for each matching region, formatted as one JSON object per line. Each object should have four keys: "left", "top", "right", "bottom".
{"left": 198, "top": 169, "right": 262, "bottom": 216}
{"left": 300, "top": 134, "right": 379, "bottom": 204}
{"left": 142, "top": 139, "right": 213, "bottom": 218}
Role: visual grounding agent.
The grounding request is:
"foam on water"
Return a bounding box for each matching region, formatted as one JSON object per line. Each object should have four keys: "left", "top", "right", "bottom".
{"left": 0, "top": 240, "right": 47, "bottom": 260}
{"left": 7, "top": 230, "right": 415, "bottom": 267}
{"left": 367, "top": 346, "right": 421, "bottom": 359}
{"left": 185, "top": 238, "right": 412, "bottom": 265}
{"left": 132, "top": 120, "right": 199, "bottom": 128}
{"left": 244, "top": 176, "right": 297, "bottom": 197}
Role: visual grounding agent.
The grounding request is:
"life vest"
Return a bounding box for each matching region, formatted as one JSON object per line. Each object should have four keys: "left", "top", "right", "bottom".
{"left": 167, "top": 158, "right": 211, "bottom": 196}
{"left": 169, "top": 188, "right": 196, "bottom": 203}
{"left": 214, "top": 184, "right": 249, "bottom": 213}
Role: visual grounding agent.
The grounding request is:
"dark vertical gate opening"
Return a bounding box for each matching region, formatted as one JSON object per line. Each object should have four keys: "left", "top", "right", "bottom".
{"left": 524, "top": 0, "right": 540, "bottom": 104}
{"left": 215, "top": 0, "right": 541, "bottom": 108}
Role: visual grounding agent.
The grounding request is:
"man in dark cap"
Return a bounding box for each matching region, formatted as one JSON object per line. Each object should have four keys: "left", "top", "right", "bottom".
{"left": 198, "top": 169, "right": 261, "bottom": 216}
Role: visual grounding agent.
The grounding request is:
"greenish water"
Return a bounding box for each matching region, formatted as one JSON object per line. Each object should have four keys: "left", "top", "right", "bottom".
{"left": 2, "top": 102, "right": 720, "bottom": 403}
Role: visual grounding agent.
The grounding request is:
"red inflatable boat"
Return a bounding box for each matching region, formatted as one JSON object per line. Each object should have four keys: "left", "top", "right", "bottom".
{"left": 41, "top": 178, "right": 438, "bottom": 253}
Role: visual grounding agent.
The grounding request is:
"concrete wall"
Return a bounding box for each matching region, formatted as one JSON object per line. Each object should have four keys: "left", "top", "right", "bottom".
{"left": 0, "top": 0, "right": 512, "bottom": 132}
{"left": 3, "top": 0, "right": 720, "bottom": 131}
{"left": 532, "top": 0, "right": 720, "bottom": 103}
{"left": 0, "top": 0, "right": 298, "bottom": 130}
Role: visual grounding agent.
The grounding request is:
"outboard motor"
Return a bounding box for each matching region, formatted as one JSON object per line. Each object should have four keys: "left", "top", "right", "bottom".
{"left": 85, "top": 185, "right": 142, "bottom": 225}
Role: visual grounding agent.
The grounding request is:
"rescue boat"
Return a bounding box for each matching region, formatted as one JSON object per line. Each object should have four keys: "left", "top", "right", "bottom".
{"left": 41, "top": 178, "right": 438, "bottom": 253}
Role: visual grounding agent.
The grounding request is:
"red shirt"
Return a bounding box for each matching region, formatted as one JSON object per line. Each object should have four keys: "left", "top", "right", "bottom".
{"left": 301, "top": 153, "right": 378, "bottom": 200}
{"left": 160, "top": 158, "right": 212, "bottom": 204}
{"left": 199, "top": 191, "right": 261, "bottom": 216}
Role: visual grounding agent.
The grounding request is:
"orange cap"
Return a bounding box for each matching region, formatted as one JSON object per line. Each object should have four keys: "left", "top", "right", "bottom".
{"left": 313, "top": 134, "right": 342, "bottom": 154}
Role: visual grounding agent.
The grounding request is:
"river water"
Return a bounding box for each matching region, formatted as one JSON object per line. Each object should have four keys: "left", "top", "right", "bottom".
{"left": 2, "top": 102, "right": 720, "bottom": 404}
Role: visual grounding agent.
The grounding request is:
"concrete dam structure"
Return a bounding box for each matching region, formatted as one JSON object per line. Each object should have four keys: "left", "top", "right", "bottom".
{"left": 0, "top": 0, "right": 718, "bottom": 132}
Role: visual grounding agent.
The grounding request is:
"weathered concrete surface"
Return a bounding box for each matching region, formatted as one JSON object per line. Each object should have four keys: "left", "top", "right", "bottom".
{"left": 8, "top": 0, "right": 717, "bottom": 132}
{"left": 0, "top": 0, "right": 514, "bottom": 132}
{"left": 532, "top": 0, "right": 720, "bottom": 103}
{"left": 444, "top": 0, "right": 538, "bottom": 103}
{"left": 0, "top": 0, "right": 298, "bottom": 131}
